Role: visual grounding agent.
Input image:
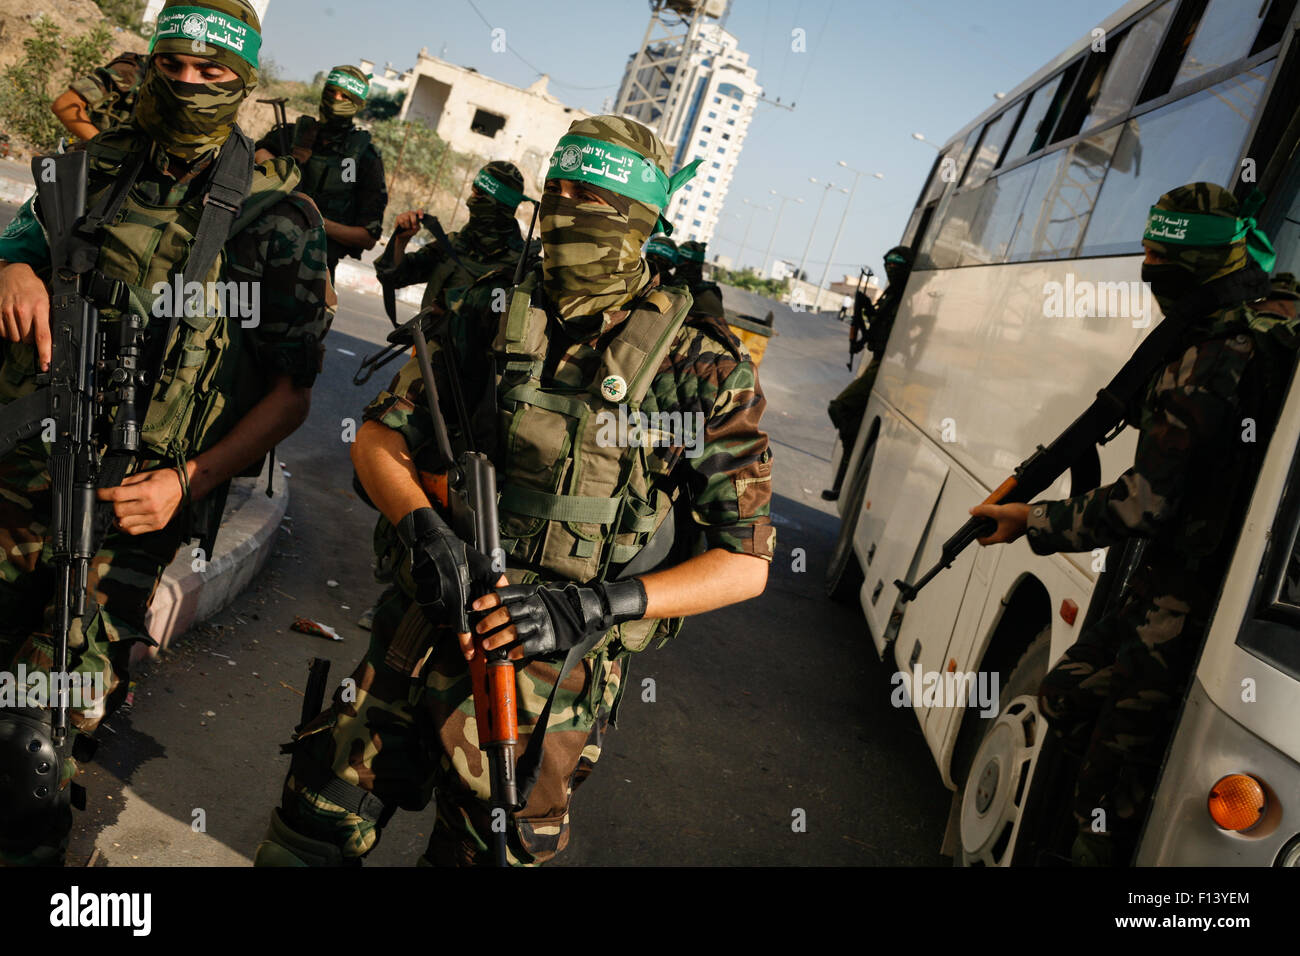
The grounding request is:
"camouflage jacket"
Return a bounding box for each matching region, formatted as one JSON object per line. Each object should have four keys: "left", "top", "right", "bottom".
{"left": 1026, "top": 301, "right": 1300, "bottom": 590}
{"left": 364, "top": 268, "right": 776, "bottom": 572}
{"left": 257, "top": 119, "right": 387, "bottom": 265}
{"left": 68, "top": 52, "right": 145, "bottom": 133}
{"left": 0, "top": 139, "right": 336, "bottom": 396}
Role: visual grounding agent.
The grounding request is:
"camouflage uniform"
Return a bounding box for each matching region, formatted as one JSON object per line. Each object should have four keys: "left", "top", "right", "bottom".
{"left": 66, "top": 52, "right": 146, "bottom": 134}
{"left": 0, "top": 0, "right": 334, "bottom": 864}
{"left": 256, "top": 65, "right": 387, "bottom": 278}
{"left": 1027, "top": 185, "right": 1299, "bottom": 865}
{"left": 265, "top": 116, "right": 774, "bottom": 867}
{"left": 374, "top": 161, "right": 528, "bottom": 315}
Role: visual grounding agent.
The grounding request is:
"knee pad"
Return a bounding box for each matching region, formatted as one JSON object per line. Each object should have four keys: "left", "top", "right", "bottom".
{"left": 253, "top": 808, "right": 351, "bottom": 867}
{"left": 0, "top": 709, "right": 61, "bottom": 835}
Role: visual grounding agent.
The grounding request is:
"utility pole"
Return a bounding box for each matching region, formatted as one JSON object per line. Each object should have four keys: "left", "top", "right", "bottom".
{"left": 818, "top": 161, "right": 883, "bottom": 307}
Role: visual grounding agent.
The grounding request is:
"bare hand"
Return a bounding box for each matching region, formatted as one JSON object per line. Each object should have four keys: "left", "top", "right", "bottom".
{"left": 0, "top": 262, "right": 52, "bottom": 370}
{"left": 97, "top": 467, "right": 190, "bottom": 535}
{"left": 970, "top": 502, "right": 1030, "bottom": 546}
{"left": 461, "top": 574, "right": 513, "bottom": 660}
{"left": 393, "top": 210, "right": 424, "bottom": 242}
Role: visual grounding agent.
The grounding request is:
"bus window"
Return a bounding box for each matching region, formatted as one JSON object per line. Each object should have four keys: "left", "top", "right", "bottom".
{"left": 1006, "top": 126, "right": 1122, "bottom": 261}
{"left": 1001, "top": 64, "right": 1080, "bottom": 164}
{"left": 929, "top": 161, "right": 1037, "bottom": 267}
{"left": 1078, "top": 2, "right": 1175, "bottom": 133}
{"left": 1252, "top": 0, "right": 1298, "bottom": 55}
{"left": 961, "top": 108, "right": 1017, "bottom": 189}
{"left": 1173, "top": 0, "right": 1272, "bottom": 86}
{"left": 1078, "top": 63, "right": 1274, "bottom": 258}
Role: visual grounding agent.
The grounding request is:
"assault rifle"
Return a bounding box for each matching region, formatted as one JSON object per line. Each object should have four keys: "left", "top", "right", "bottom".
{"left": 0, "top": 152, "right": 148, "bottom": 743}
{"left": 385, "top": 303, "right": 515, "bottom": 865}
{"left": 258, "top": 98, "right": 291, "bottom": 156}
{"left": 847, "top": 267, "right": 875, "bottom": 370}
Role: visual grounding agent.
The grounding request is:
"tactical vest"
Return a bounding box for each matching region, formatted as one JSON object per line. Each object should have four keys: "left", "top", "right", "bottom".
{"left": 493, "top": 275, "right": 693, "bottom": 653}
{"left": 421, "top": 242, "right": 514, "bottom": 314}
{"left": 292, "top": 116, "right": 371, "bottom": 224}
{"left": 82, "top": 129, "right": 300, "bottom": 461}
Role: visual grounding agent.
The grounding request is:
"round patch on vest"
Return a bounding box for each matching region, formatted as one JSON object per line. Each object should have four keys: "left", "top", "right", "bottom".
{"left": 600, "top": 375, "right": 628, "bottom": 402}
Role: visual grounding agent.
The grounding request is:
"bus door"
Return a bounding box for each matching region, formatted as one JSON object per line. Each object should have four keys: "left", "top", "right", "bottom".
{"left": 856, "top": 413, "right": 952, "bottom": 653}
{"left": 892, "top": 467, "right": 1000, "bottom": 736}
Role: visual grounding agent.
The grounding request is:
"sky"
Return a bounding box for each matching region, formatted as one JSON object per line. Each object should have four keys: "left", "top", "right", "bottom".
{"left": 260, "top": 0, "right": 1125, "bottom": 282}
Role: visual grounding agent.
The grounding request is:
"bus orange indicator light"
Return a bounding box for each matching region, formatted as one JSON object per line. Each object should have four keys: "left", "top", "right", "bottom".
{"left": 1060, "top": 599, "right": 1078, "bottom": 625}
{"left": 1208, "top": 774, "right": 1266, "bottom": 831}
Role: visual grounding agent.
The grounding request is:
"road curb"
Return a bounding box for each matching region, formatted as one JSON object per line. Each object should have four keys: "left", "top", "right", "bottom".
{"left": 134, "top": 460, "right": 288, "bottom": 664}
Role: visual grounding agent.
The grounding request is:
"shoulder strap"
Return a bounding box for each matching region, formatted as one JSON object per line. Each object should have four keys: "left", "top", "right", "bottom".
{"left": 182, "top": 128, "right": 254, "bottom": 292}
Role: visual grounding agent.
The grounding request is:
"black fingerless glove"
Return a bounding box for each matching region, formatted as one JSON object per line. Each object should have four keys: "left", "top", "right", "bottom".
{"left": 472, "top": 578, "right": 648, "bottom": 660}
{"left": 397, "top": 507, "right": 495, "bottom": 632}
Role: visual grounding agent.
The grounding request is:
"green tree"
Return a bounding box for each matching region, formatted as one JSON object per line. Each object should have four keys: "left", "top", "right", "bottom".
{"left": 0, "top": 19, "right": 115, "bottom": 152}
{"left": 714, "top": 266, "right": 788, "bottom": 299}
{"left": 94, "top": 0, "right": 146, "bottom": 30}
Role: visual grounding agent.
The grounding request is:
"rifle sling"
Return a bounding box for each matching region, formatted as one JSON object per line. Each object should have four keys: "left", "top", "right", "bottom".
{"left": 158, "top": 130, "right": 253, "bottom": 375}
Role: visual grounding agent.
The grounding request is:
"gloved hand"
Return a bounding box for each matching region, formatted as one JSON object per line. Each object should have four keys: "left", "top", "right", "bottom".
{"left": 470, "top": 578, "right": 648, "bottom": 661}
{"left": 397, "top": 507, "right": 496, "bottom": 632}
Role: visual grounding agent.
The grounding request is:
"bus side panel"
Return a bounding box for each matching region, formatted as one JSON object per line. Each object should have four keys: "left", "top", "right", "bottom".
{"left": 891, "top": 468, "right": 989, "bottom": 734}
{"left": 1136, "top": 677, "right": 1299, "bottom": 866}
{"left": 854, "top": 406, "right": 950, "bottom": 652}
{"left": 874, "top": 259, "right": 1146, "bottom": 581}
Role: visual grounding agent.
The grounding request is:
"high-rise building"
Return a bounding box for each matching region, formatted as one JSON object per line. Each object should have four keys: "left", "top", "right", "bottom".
{"left": 615, "top": 7, "right": 760, "bottom": 246}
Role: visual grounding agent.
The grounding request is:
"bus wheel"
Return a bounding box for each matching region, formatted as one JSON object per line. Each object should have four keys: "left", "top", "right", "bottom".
{"left": 957, "top": 628, "right": 1051, "bottom": 866}
{"left": 824, "top": 435, "right": 874, "bottom": 603}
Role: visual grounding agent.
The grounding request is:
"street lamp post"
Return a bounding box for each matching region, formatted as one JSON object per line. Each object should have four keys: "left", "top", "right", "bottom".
{"left": 817, "top": 161, "right": 884, "bottom": 309}
{"left": 797, "top": 177, "right": 847, "bottom": 282}
{"left": 911, "top": 131, "right": 942, "bottom": 152}
{"left": 762, "top": 189, "right": 803, "bottom": 279}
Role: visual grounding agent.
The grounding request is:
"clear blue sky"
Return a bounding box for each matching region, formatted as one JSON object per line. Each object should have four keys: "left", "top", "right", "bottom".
{"left": 261, "top": 0, "right": 1123, "bottom": 281}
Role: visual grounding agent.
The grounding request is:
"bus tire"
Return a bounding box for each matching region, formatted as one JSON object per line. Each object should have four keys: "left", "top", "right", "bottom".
{"left": 824, "top": 433, "right": 875, "bottom": 604}
{"left": 955, "top": 626, "right": 1052, "bottom": 867}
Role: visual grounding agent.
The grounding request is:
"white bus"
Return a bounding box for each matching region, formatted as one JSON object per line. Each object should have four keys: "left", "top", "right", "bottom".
{"left": 825, "top": 0, "right": 1300, "bottom": 865}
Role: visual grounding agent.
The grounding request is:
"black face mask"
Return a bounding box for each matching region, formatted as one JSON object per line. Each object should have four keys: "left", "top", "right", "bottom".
{"left": 1141, "top": 262, "right": 1196, "bottom": 307}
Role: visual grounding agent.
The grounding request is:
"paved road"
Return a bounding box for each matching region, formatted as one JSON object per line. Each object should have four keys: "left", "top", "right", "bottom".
{"left": 0, "top": 205, "right": 952, "bottom": 865}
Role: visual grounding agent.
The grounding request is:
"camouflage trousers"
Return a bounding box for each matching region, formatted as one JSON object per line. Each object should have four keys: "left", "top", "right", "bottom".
{"left": 1037, "top": 587, "right": 1205, "bottom": 864}
{"left": 827, "top": 355, "right": 880, "bottom": 451}
{"left": 0, "top": 443, "right": 181, "bottom": 865}
{"left": 276, "top": 585, "right": 627, "bottom": 866}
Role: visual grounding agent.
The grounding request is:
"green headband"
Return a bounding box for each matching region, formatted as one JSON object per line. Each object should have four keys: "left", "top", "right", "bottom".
{"left": 547, "top": 134, "right": 700, "bottom": 212}
{"left": 150, "top": 6, "right": 261, "bottom": 68}
{"left": 677, "top": 245, "right": 705, "bottom": 263}
{"left": 645, "top": 238, "right": 679, "bottom": 263}
{"left": 326, "top": 69, "right": 369, "bottom": 101}
{"left": 474, "top": 169, "right": 527, "bottom": 210}
{"left": 884, "top": 253, "right": 909, "bottom": 266}
{"left": 1144, "top": 203, "right": 1276, "bottom": 273}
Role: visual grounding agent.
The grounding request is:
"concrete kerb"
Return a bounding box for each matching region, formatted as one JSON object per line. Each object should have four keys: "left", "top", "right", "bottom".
{"left": 134, "top": 459, "right": 289, "bottom": 664}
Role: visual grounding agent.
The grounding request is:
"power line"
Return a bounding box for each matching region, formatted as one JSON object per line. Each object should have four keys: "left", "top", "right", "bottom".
{"left": 462, "top": 0, "right": 618, "bottom": 91}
